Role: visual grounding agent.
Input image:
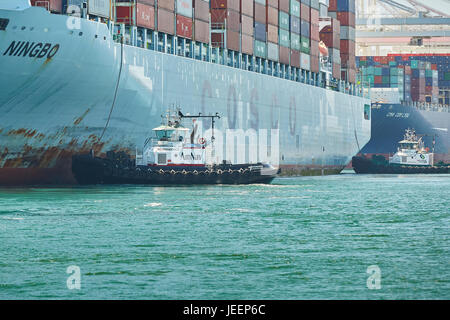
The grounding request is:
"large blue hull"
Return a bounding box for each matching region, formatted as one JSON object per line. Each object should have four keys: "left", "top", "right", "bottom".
{"left": 0, "top": 6, "right": 371, "bottom": 185}
{"left": 360, "top": 103, "right": 450, "bottom": 163}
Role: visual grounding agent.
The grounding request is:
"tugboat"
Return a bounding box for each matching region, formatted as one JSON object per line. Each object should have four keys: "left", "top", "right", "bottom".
{"left": 352, "top": 129, "right": 449, "bottom": 174}
{"left": 72, "top": 109, "right": 279, "bottom": 185}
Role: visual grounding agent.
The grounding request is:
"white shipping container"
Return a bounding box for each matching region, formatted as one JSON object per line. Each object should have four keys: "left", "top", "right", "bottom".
{"left": 177, "top": 0, "right": 193, "bottom": 18}
{"left": 267, "top": 42, "right": 279, "bottom": 62}
{"left": 301, "top": 53, "right": 311, "bottom": 71}
{"left": 319, "top": 3, "right": 328, "bottom": 17}
{"left": 88, "top": 0, "right": 110, "bottom": 18}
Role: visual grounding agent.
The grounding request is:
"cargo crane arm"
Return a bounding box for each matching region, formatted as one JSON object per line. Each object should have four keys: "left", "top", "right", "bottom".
{"left": 377, "top": 0, "right": 417, "bottom": 15}
{"left": 406, "top": 0, "right": 450, "bottom": 17}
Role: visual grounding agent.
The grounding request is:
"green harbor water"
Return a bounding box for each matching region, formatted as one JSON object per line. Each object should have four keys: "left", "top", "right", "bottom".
{"left": 0, "top": 174, "right": 449, "bottom": 299}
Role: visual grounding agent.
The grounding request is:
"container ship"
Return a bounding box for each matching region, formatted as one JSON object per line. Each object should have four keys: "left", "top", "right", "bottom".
{"left": 356, "top": 55, "right": 450, "bottom": 164}
{"left": 0, "top": 0, "right": 371, "bottom": 185}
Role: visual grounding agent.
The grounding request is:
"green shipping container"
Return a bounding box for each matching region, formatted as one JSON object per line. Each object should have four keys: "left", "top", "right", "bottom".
{"left": 254, "top": 40, "right": 267, "bottom": 58}
{"left": 279, "top": 29, "right": 290, "bottom": 47}
{"left": 445, "top": 72, "right": 450, "bottom": 80}
{"left": 291, "top": 33, "right": 300, "bottom": 51}
{"left": 301, "top": 36, "right": 310, "bottom": 54}
{"left": 425, "top": 69, "right": 433, "bottom": 77}
{"left": 290, "top": 0, "right": 300, "bottom": 17}
{"left": 390, "top": 68, "right": 398, "bottom": 76}
{"left": 382, "top": 76, "right": 389, "bottom": 83}
{"left": 279, "top": 11, "right": 289, "bottom": 30}
{"left": 410, "top": 60, "right": 419, "bottom": 69}
{"left": 374, "top": 68, "right": 382, "bottom": 76}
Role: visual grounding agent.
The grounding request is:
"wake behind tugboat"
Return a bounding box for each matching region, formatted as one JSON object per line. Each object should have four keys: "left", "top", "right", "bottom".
{"left": 353, "top": 129, "right": 450, "bottom": 174}
{"left": 72, "top": 109, "right": 279, "bottom": 185}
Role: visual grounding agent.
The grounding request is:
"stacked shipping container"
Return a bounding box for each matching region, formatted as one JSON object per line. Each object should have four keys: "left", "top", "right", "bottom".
{"left": 30, "top": 0, "right": 360, "bottom": 87}
{"left": 194, "top": 0, "right": 210, "bottom": 43}
{"left": 266, "top": 0, "right": 279, "bottom": 62}
{"left": 309, "top": 0, "right": 320, "bottom": 73}
{"left": 357, "top": 56, "right": 442, "bottom": 104}
{"left": 319, "top": 17, "right": 340, "bottom": 79}
{"left": 327, "top": 0, "right": 356, "bottom": 83}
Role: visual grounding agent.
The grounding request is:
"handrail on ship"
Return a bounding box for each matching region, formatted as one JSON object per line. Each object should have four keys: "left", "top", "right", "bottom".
{"left": 67, "top": 10, "right": 369, "bottom": 100}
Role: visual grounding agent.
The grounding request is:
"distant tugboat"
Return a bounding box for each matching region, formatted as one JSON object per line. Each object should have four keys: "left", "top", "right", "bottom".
{"left": 353, "top": 129, "right": 449, "bottom": 174}
{"left": 72, "top": 109, "right": 279, "bottom": 185}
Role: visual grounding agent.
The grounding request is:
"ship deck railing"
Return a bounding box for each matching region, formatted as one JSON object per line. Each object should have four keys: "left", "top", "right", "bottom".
{"left": 108, "top": 22, "right": 368, "bottom": 99}
{"left": 52, "top": 9, "right": 369, "bottom": 99}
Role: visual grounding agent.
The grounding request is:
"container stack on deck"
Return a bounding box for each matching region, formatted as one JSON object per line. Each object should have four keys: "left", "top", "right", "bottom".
{"left": 319, "top": 17, "right": 340, "bottom": 79}
{"left": 30, "top": 0, "right": 361, "bottom": 88}
{"left": 193, "top": 0, "right": 210, "bottom": 44}
{"left": 254, "top": 0, "right": 266, "bottom": 58}
{"left": 278, "top": 1, "right": 290, "bottom": 64}
{"left": 309, "top": 1, "right": 320, "bottom": 73}
{"left": 290, "top": 0, "right": 301, "bottom": 68}
{"left": 266, "top": 0, "right": 279, "bottom": 62}
{"left": 211, "top": 0, "right": 240, "bottom": 51}
{"left": 357, "top": 55, "right": 447, "bottom": 104}
{"left": 327, "top": 0, "right": 356, "bottom": 83}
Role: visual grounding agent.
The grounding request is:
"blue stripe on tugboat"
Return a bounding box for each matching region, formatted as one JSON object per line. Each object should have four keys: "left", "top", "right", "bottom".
{"left": 353, "top": 129, "right": 449, "bottom": 174}
{"left": 71, "top": 109, "right": 279, "bottom": 185}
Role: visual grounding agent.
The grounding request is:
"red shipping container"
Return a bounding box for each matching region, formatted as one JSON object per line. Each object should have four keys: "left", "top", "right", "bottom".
{"left": 333, "top": 63, "right": 341, "bottom": 79}
{"left": 254, "top": 3, "right": 266, "bottom": 23}
{"left": 431, "top": 64, "right": 437, "bottom": 70}
{"left": 310, "top": 40, "right": 319, "bottom": 57}
{"left": 267, "top": 24, "right": 278, "bottom": 43}
{"left": 194, "top": 19, "right": 210, "bottom": 43}
{"left": 328, "top": 0, "right": 337, "bottom": 12}
{"left": 310, "top": 55, "right": 319, "bottom": 73}
{"left": 211, "top": 9, "right": 240, "bottom": 32}
{"left": 374, "top": 76, "right": 382, "bottom": 84}
{"left": 116, "top": 6, "right": 134, "bottom": 25}
{"left": 227, "top": 30, "right": 240, "bottom": 51}
{"left": 380, "top": 56, "right": 389, "bottom": 64}
{"left": 279, "top": 0, "right": 290, "bottom": 13}
{"left": 267, "top": 0, "right": 278, "bottom": 8}
{"left": 241, "top": 14, "right": 254, "bottom": 36}
{"left": 177, "top": 14, "right": 193, "bottom": 39}
{"left": 240, "top": 0, "right": 254, "bottom": 17}
{"left": 31, "top": 0, "right": 62, "bottom": 12}
{"left": 310, "top": 24, "right": 319, "bottom": 41}
{"left": 300, "top": 3, "right": 310, "bottom": 22}
{"left": 267, "top": 6, "right": 278, "bottom": 25}
{"left": 158, "top": 8, "right": 175, "bottom": 34}
{"left": 136, "top": 4, "right": 155, "bottom": 29}
{"left": 241, "top": 34, "right": 254, "bottom": 55}
{"left": 194, "top": 0, "right": 210, "bottom": 22}
{"left": 348, "top": 69, "right": 356, "bottom": 83}
{"left": 340, "top": 40, "right": 355, "bottom": 55}
{"left": 290, "top": 50, "right": 300, "bottom": 68}
{"left": 279, "top": 46, "right": 290, "bottom": 64}
{"left": 158, "top": 0, "right": 175, "bottom": 11}
{"left": 211, "top": 0, "right": 240, "bottom": 11}
{"left": 310, "top": 8, "right": 319, "bottom": 25}
{"left": 336, "top": 12, "right": 355, "bottom": 27}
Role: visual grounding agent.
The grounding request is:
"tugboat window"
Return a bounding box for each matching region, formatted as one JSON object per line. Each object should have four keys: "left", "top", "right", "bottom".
{"left": 0, "top": 19, "right": 9, "bottom": 31}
